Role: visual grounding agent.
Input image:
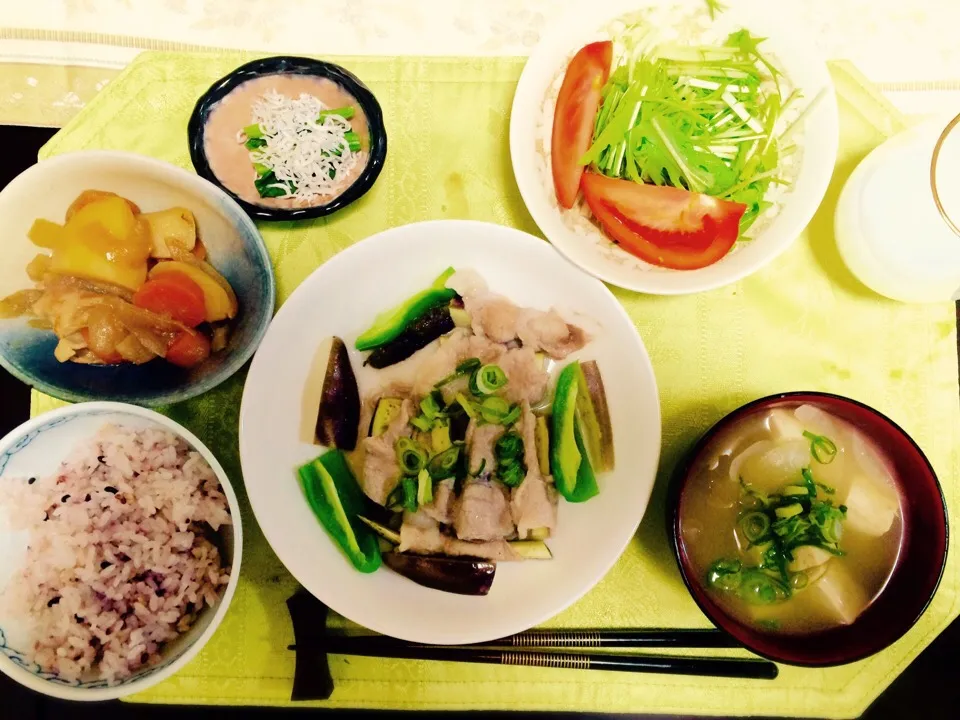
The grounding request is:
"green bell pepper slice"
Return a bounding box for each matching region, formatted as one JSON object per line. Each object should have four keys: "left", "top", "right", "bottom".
{"left": 355, "top": 267, "right": 457, "bottom": 351}
{"left": 550, "top": 361, "right": 599, "bottom": 502}
{"left": 297, "top": 450, "right": 381, "bottom": 573}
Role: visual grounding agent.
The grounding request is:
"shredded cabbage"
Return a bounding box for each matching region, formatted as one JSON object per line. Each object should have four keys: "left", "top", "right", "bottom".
{"left": 581, "top": 22, "right": 798, "bottom": 233}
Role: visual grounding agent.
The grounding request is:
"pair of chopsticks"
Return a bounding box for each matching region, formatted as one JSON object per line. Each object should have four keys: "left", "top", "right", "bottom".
{"left": 285, "top": 591, "right": 777, "bottom": 701}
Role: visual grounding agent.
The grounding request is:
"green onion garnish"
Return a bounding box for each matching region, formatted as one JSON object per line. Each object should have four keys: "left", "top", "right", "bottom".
{"left": 469, "top": 363, "right": 507, "bottom": 395}
{"left": 427, "top": 446, "right": 461, "bottom": 480}
{"left": 479, "top": 396, "right": 510, "bottom": 424}
{"left": 435, "top": 357, "right": 482, "bottom": 388}
{"left": 738, "top": 511, "right": 770, "bottom": 544}
{"left": 243, "top": 123, "right": 264, "bottom": 139}
{"left": 401, "top": 476, "right": 418, "bottom": 512}
{"left": 455, "top": 392, "right": 477, "bottom": 419}
{"left": 802, "top": 430, "right": 837, "bottom": 464}
{"left": 395, "top": 437, "right": 427, "bottom": 476}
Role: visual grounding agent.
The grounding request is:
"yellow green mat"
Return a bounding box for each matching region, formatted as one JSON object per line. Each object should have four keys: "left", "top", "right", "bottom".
{"left": 31, "top": 52, "right": 959, "bottom": 717}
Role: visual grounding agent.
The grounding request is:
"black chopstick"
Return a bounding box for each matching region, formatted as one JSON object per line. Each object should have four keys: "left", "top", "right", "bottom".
{"left": 310, "top": 627, "right": 740, "bottom": 650}
{"left": 307, "top": 636, "right": 778, "bottom": 680}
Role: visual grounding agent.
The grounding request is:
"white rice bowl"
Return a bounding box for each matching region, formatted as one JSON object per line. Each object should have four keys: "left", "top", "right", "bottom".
{"left": 0, "top": 403, "right": 242, "bottom": 701}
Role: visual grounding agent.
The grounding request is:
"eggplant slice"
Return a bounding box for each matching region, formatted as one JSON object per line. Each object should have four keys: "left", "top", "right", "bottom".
{"left": 315, "top": 337, "right": 361, "bottom": 450}
{"left": 364, "top": 305, "right": 455, "bottom": 369}
{"left": 383, "top": 553, "right": 496, "bottom": 596}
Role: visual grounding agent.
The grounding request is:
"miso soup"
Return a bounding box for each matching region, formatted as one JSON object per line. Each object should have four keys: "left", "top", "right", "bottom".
{"left": 680, "top": 403, "right": 903, "bottom": 634}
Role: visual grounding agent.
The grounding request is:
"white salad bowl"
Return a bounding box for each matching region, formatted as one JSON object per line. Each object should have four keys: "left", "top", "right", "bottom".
{"left": 510, "top": 0, "right": 839, "bottom": 295}
{"left": 0, "top": 402, "right": 243, "bottom": 701}
{"left": 239, "top": 220, "right": 661, "bottom": 644}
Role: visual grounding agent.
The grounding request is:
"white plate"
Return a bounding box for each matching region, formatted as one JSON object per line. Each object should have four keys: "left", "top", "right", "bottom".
{"left": 509, "top": 0, "right": 839, "bottom": 295}
{"left": 239, "top": 220, "right": 661, "bottom": 644}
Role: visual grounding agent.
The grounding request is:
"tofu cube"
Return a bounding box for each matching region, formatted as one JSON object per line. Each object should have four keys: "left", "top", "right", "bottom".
{"left": 808, "top": 562, "right": 868, "bottom": 626}
{"left": 788, "top": 545, "right": 833, "bottom": 573}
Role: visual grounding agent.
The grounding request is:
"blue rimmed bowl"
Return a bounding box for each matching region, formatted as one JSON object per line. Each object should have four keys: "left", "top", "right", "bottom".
{"left": 0, "top": 150, "right": 275, "bottom": 406}
{"left": 0, "top": 402, "right": 242, "bottom": 701}
{"left": 188, "top": 55, "right": 388, "bottom": 221}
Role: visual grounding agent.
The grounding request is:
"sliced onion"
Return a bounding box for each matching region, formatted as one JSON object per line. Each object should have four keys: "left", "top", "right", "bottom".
{"left": 86, "top": 306, "right": 126, "bottom": 360}
{"left": 0, "top": 289, "right": 42, "bottom": 318}
{"left": 115, "top": 334, "right": 156, "bottom": 364}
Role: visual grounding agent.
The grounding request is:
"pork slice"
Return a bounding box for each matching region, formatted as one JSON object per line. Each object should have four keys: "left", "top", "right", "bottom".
{"left": 421, "top": 478, "right": 456, "bottom": 524}
{"left": 516, "top": 308, "right": 588, "bottom": 360}
{"left": 412, "top": 329, "right": 505, "bottom": 397}
{"left": 398, "top": 510, "right": 445, "bottom": 554}
{"left": 467, "top": 421, "right": 504, "bottom": 476}
{"left": 359, "top": 398, "right": 413, "bottom": 505}
{"left": 498, "top": 347, "right": 549, "bottom": 405}
{"left": 467, "top": 294, "right": 523, "bottom": 344}
{"left": 510, "top": 402, "right": 557, "bottom": 538}
{"left": 454, "top": 477, "right": 514, "bottom": 541}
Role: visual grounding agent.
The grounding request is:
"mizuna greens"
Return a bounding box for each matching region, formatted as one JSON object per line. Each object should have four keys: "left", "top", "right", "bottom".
{"left": 581, "top": 23, "right": 800, "bottom": 234}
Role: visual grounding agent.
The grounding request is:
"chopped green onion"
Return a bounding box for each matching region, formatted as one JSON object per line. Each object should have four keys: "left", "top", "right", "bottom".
{"left": 775, "top": 503, "right": 803, "bottom": 519}
{"left": 479, "top": 396, "right": 511, "bottom": 424}
{"left": 243, "top": 123, "right": 263, "bottom": 139}
{"left": 252, "top": 162, "right": 271, "bottom": 176}
{"left": 495, "top": 431, "right": 524, "bottom": 463}
{"left": 499, "top": 462, "right": 526, "bottom": 488}
{"left": 500, "top": 404, "right": 521, "bottom": 427}
{"left": 245, "top": 137, "right": 267, "bottom": 150}
{"left": 455, "top": 392, "right": 477, "bottom": 419}
{"left": 434, "top": 357, "right": 481, "bottom": 388}
{"left": 802, "top": 430, "right": 838, "bottom": 464}
{"left": 410, "top": 415, "right": 433, "bottom": 433}
{"left": 420, "top": 393, "right": 443, "bottom": 420}
{"left": 782, "top": 485, "right": 809, "bottom": 496}
{"left": 739, "top": 511, "right": 771, "bottom": 544}
{"left": 395, "top": 437, "right": 427, "bottom": 476}
{"left": 469, "top": 364, "right": 508, "bottom": 396}
{"left": 401, "top": 476, "right": 418, "bottom": 512}
{"left": 427, "top": 445, "right": 461, "bottom": 480}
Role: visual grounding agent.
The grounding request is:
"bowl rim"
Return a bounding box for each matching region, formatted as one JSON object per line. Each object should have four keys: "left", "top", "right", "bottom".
{"left": 187, "top": 55, "right": 389, "bottom": 221}
{"left": 668, "top": 390, "right": 949, "bottom": 667}
{"left": 0, "top": 401, "right": 243, "bottom": 701}
{"left": 0, "top": 149, "right": 276, "bottom": 407}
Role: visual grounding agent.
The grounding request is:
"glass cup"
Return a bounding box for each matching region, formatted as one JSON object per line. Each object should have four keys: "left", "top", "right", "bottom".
{"left": 835, "top": 111, "right": 960, "bottom": 303}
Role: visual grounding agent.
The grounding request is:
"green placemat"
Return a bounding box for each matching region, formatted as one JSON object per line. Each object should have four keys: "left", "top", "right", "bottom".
{"left": 31, "top": 52, "right": 959, "bottom": 718}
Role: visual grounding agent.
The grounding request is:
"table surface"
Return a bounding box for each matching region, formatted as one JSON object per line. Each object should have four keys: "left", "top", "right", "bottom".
{"left": 1, "top": 1, "right": 960, "bottom": 717}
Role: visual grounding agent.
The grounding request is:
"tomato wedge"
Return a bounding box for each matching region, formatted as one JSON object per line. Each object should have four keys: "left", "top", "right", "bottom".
{"left": 132, "top": 271, "right": 206, "bottom": 327}
{"left": 165, "top": 330, "right": 211, "bottom": 368}
{"left": 581, "top": 173, "right": 747, "bottom": 270}
{"left": 552, "top": 41, "right": 612, "bottom": 209}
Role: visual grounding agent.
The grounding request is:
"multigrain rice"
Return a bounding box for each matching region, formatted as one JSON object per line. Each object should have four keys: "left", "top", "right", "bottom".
{"left": 0, "top": 423, "right": 231, "bottom": 683}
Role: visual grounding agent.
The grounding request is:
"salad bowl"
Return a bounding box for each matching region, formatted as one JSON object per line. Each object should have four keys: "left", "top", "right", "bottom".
{"left": 510, "top": 0, "right": 839, "bottom": 295}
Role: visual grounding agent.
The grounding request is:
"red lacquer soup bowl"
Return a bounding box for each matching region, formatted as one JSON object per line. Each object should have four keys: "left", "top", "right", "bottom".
{"left": 670, "top": 392, "right": 949, "bottom": 666}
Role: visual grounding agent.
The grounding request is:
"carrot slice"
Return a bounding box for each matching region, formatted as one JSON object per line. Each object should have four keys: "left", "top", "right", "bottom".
{"left": 132, "top": 272, "right": 206, "bottom": 327}
{"left": 165, "top": 330, "right": 211, "bottom": 368}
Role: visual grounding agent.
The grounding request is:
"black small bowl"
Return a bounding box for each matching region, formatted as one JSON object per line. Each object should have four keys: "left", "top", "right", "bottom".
{"left": 187, "top": 56, "right": 387, "bottom": 222}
